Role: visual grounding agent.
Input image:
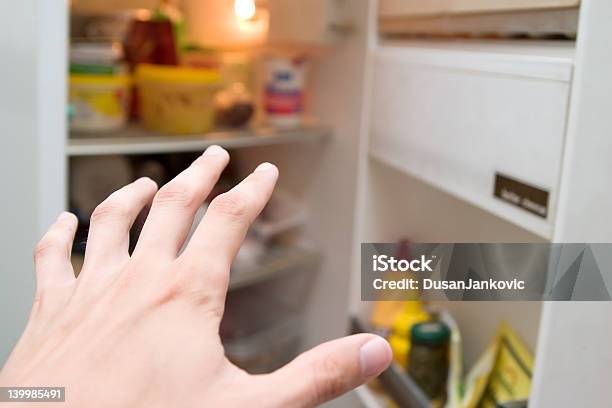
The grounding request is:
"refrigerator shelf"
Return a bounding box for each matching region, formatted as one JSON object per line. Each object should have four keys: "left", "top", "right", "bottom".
{"left": 67, "top": 124, "right": 332, "bottom": 156}
{"left": 229, "top": 245, "right": 321, "bottom": 291}
{"left": 70, "top": 244, "right": 321, "bottom": 292}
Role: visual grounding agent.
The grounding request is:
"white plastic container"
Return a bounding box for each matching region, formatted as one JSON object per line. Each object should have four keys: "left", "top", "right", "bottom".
{"left": 264, "top": 56, "right": 307, "bottom": 128}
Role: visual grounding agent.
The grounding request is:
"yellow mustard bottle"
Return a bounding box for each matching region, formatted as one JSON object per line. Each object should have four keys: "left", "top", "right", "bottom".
{"left": 389, "top": 301, "right": 430, "bottom": 367}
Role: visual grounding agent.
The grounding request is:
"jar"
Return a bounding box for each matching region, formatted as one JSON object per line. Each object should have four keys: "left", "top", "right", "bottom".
{"left": 135, "top": 64, "right": 222, "bottom": 134}
{"left": 407, "top": 320, "right": 451, "bottom": 401}
{"left": 264, "top": 56, "right": 307, "bottom": 128}
{"left": 69, "top": 74, "right": 131, "bottom": 131}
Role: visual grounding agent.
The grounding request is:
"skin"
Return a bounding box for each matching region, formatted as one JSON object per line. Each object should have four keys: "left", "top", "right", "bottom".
{"left": 0, "top": 146, "right": 392, "bottom": 407}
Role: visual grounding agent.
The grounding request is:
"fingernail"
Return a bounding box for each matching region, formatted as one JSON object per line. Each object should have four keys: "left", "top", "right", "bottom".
{"left": 203, "top": 145, "right": 226, "bottom": 156}
{"left": 57, "top": 211, "right": 76, "bottom": 224}
{"left": 136, "top": 177, "right": 157, "bottom": 187}
{"left": 57, "top": 211, "right": 72, "bottom": 221}
{"left": 254, "top": 162, "right": 277, "bottom": 173}
{"left": 360, "top": 336, "right": 392, "bottom": 378}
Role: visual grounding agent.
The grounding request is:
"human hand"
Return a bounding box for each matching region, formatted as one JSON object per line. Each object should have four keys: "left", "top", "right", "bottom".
{"left": 0, "top": 146, "right": 392, "bottom": 407}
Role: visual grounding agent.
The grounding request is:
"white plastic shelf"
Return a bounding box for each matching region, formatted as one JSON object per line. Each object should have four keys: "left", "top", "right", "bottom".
{"left": 71, "top": 245, "right": 321, "bottom": 291}
{"left": 67, "top": 125, "right": 332, "bottom": 156}
{"left": 229, "top": 245, "right": 321, "bottom": 291}
{"left": 369, "top": 41, "right": 575, "bottom": 239}
{"left": 354, "top": 385, "right": 387, "bottom": 408}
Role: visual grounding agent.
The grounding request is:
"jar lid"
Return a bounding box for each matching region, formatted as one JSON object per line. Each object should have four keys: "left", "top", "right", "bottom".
{"left": 70, "top": 41, "right": 124, "bottom": 65}
{"left": 411, "top": 321, "right": 451, "bottom": 345}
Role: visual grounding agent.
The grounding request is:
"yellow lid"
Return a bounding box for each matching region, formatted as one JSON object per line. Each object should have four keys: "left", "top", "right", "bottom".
{"left": 70, "top": 74, "right": 131, "bottom": 86}
{"left": 135, "top": 64, "right": 221, "bottom": 84}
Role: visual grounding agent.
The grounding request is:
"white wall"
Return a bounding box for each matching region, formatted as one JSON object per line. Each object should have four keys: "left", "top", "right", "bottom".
{"left": 0, "top": 0, "right": 39, "bottom": 364}
{"left": 0, "top": 1, "right": 66, "bottom": 363}
{"left": 302, "top": 1, "right": 372, "bottom": 406}
{"left": 303, "top": 0, "right": 371, "bottom": 352}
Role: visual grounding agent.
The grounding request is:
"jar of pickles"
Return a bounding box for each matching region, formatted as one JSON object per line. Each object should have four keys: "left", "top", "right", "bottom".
{"left": 407, "top": 321, "right": 451, "bottom": 402}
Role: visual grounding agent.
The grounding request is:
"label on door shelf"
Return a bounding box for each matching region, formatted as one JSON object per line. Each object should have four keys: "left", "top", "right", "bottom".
{"left": 493, "top": 173, "right": 549, "bottom": 218}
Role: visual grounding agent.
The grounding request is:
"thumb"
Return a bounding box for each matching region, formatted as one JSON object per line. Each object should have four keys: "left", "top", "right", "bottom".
{"left": 263, "top": 334, "right": 392, "bottom": 407}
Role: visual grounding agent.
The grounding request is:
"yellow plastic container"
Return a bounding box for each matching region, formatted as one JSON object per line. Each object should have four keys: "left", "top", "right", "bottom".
{"left": 69, "top": 74, "right": 131, "bottom": 131}
{"left": 135, "top": 64, "right": 222, "bottom": 134}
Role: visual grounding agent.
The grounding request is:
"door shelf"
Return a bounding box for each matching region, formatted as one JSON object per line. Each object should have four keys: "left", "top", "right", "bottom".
{"left": 354, "top": 385, "right": 386, "bottom": 408}
{"left": 67, "top": 125, "right": 332, "bottom": 156}
{"left": 369, "top": 152, "right": 552, "bottom": 239}
{"left": 369, "top": 42, "right": 574, "bottom": 239}
{"left": 71, "top": 245, "right": 321, "bottom": 291}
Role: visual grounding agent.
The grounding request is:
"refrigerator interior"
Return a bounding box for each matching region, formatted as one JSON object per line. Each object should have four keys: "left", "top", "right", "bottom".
{"left": 5, "top": 0, "right": 589, "bottom": 406}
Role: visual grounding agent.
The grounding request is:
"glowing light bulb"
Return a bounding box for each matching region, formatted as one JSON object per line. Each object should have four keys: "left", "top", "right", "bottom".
{"left": 234, "top": 0, "right": 256, "bottom": 21}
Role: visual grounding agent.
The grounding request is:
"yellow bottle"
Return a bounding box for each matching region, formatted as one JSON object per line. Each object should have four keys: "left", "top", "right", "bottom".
{"left": 389, "top": 301, "right": 430, "bottom": 367}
